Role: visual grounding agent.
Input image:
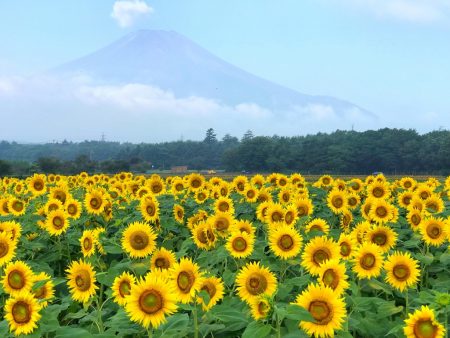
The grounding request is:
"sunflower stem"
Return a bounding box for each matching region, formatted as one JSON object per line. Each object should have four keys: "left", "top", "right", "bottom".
{"left": 193, "top": 299, "right": 199, "bottom": 338}
{"left": 147, "top": 328, "right": 153, "bottom": 338}
{"left": 404, "top": 290, "right": 409, "bottom": 316}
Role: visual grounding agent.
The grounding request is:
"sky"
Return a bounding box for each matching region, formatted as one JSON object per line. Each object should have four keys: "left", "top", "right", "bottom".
{"left": 1, "top": 0, "right": 450, "bottom": 142}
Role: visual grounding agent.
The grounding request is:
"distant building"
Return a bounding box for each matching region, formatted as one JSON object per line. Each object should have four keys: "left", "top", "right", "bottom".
{"left": 171, "top": 166, "right": 188, "bottom": 173}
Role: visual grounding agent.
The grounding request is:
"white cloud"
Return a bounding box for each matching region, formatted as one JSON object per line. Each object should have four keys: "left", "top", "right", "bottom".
{"left": 339, "top": 0, "right": 450, "bottom": 23}
{"left": 111, "top": 0, "right": 153, "bottom": 28}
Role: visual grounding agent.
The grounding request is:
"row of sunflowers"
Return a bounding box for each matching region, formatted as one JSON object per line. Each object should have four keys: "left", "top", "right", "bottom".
{"left": 0, "top": 172, "right": 448, "bottom": 337}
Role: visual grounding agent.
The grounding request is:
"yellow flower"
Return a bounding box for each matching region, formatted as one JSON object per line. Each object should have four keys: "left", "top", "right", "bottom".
{"left": 5, "top": 291, "right": 42, "bottom": 335}
{"left": 419, "top": 217, "right": 448, "bottom": 247}
{"left": 140, "top": 196, "right": 160, "bottom": 223}
{"left": 150, "top": 247, "right": 177, "bottom": 271}
{"left": 8, "top": 197, "right": 27, "bottom": 216}
{"left": 384, "top": 251, "right": 420, "bottom": 292}
{"left": 45, "top": 209, "right": 70, "bottom": 236}
{"left": 235, "top": 262, "right": 277, "bottom": 304}
{"left": 368, "top": 198, "right": 395, "bottom": 224}
{"left": 173, "top": 204, "right": 185, "bottom": 224}
{"left": 84, "top": 189, "right": 106, "bottom": 215}
{"left": 197, "top": 276, "right": 225, "bottom": 311}
{"left": 301, "top": 236, "right": 340, "bottom": 276}
{"left": 268, "top": 225, "right": 302, "bottom": 260}
{"left": 317, "top": 259, "right": 349, "bottom": 296}
{"left": 125, "top": 273, "right": 177, "bottom": 329}
{"left": 112, "top": 271, "right": 136, "bottom": 306}
{"left": 337, "top": 233, "right": 357, "bottom": 260}
{"left": 28, "top": 174, "right": 47, "bottom": 196}
{"left": 292, "top": 284, "right": 346, "bottom": 338}
{"left": 32, "top": 272, "right": 55, "bottom": 308}
{"left": 367, "top": 181, "right": 390, "bottom": 199}
{"left": 0, "top": 231, "right": 18, "bottom": 267}
{"left": 122, "top": 222, "right": 157, "bottom": 258}
{"left": 66, "top": 259, "right": 98, "bottom": 303}
{"left": 249, "top": 296, "right": 271, "bottom": 320}
{"left": 226, "top": 231, "right": 255, "bottom": 259}
{"left": 404, "top": 306, "right": 446, "bottom": 338}
{"left": 211, "top": 212, "right": 234, "bottom": 238}
{"left": 170, "top": 258, "right": 203, "bottom": 304}
{"left": 80, "top": 230, "right": 97, "bottom": 257}
{"left": 65, "top": 198, "right": 82, "bottom": 219}
{"left": 2, "top": 261, "right": 35, "bottom": 296}
{"left": 365, "top": 224, "right": 397, "bottom": 253}
{"left": 352, "top": 243, "right": 384, "bottom": 279}
{"left": 294, "top": 198, "right": 314, "bottom": 218}
{"left": 305, "top": 218, "right": 330, "bottom": 235}
{"left": 327, "top": 189, "right": 348, "bottom": 214}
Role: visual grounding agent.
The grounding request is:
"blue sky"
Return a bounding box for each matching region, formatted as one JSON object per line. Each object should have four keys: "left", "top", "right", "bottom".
{"left": 1, "top": 0, "right": 450, "bottom": 141}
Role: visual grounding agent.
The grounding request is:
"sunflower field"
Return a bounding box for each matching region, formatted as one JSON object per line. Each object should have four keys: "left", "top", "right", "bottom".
{"left": 0, "top": 172, "right": 448, "bottom": 338}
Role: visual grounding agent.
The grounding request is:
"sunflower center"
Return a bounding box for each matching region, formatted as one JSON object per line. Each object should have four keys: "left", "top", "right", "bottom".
{"left": 215, "top": 218, "right": 229, "bottom": 231}
{"left": 246, "top": 273, "right": 268, "bottom": 295}
{"left": 155, "top": 257, "right": 169, "bottom": 269}
{"left": 83, "top": 237, "right": 93, "bottom": 251}
{"left": 197, "top": 230, "right": 208, "bottom": 244}
{"left": 414, "top": 319, "right": 438, "bottom": 338}
{"left": 68, "top": 205, "right": 77, "bottom": 214}
{"left": 206, "top": 229, "right": 216, "bottom": 242}
{"left": 247, "top": 190, "right": 255, "bottom": 199}
{"left": 393, "top": 264, "right": 410, "bottom": 281}
{"left": 198, "top": 192, "right": 206, "bottom": 200}
{"left": 360, "top": 253, "right": 376, "bottom": 270}
{"left": 258, "top": 301, "right": 269, "bottom": 315}
{"left": 375, "top": 207, "right": 387, "bottom": 218}
{"left": 191, "top": 179, "right": 201, "bottom": 188}
{"left": 201, "top": 282, "right": 217, "bottom": 299}
{"left": 285, "top": 211, "right": 294, "bottom": 224}
{"left": 297, "top": 206, "right": 307, "bottom": 216}
{"left": 332, "top": 196, "right": 343, "bottom": 208}
{"left": 130, "top": 231, "right": 150, "bottom": 250}
{"left": 313, "top": 249, "right": 330, "bottom": 265}
{"left": 177, "top": 271, "right": 195, "bottom": 293}
{"left": 232, "top": 237, "right": 247, "bottom": 252}
{"left": 34, "top": 181, "right": 44, "bottom": 190}
{"left": 278, "top": 234, "right": 294, "bottom": 251}
{"left": 119, "top": 280, "right": 131, "bottom": 297}
{"left": 310, "top": 225, "right": 322, "bottom": 232}
{"left": 404, "top": 181, "right": 412, "bottom": 188}
{"left": 146, "top": 205, "right": 155, "bottom": 216}
{"left": 403, "top": 196, "right": 412, "bottom": 205}
{"left": 0, "top": 242, "right": 9, "bottom": 258}
{"left": 12, "top": 301, "right": 31, "bottom": 324}
{"left": 53, "top": 216, "right": 64, "bottom": 229}
{"left": 151, "top": 183, "right": 162, "bottom": 193}
{"left": 271, "top": 211, "right": 283, "bottom": 222}
{"left": 426, "top": 224, "right": 442, "bottom": 239}
{"left": 322, "top": 269, "right": 339, "bottom": 289}
{"left": 237, "top": 182, "right": 244, "bottom": 191}
{"left": 348, "top": 197, "right": 357, "bottom": 206}
{"left": 282, "top": 193, "right": 289, "bottom": 202}
{"left": 420, "top": 192, "right": 429, "bottom": 200}
{"left": 340, "top": 242, "right": 351, "bottom": 257}
{"left": 139, "top": 290, "right": 163, "bottom": 314}
{"left": 309, "top": 301, "right": 332, "bottom": 325}
{"left": 373, "top": 187, "right": 384, "bottom": 198}
{"left": 34, "top": 285, "right": 46, "bottom": 299}
{"left": 218, "top": 202, "right": 229, "bottom": 212}
{"left": 8, "top": 270, "right": 25, "bottom": 289}
{"left": 13, "top": 201, "right": 24, "bottom": 212}
{"left": 75, "top": 270, "right": 92, "bottom": 291}
{"left": 372, "top": 233, "right": 387, "bottom": 245}
{"left": 177, "top": 210, "right": 183, "bottom": 218}
{"left": 411, "top": 214, "right": 421, "bottom": 226}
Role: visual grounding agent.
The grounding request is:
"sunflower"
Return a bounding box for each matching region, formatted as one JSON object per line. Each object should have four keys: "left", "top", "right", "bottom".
{"left": 197, "top": 277, "right": 225, "bottom": 311}
{"left": 45, "top": 198, "right": 63, "bottom": 213}
{"left": 256, "top": 201, "right": 271, "bottom": 222}
{"left": 327, "top": 189, "right": 348, "bottom": 214}
{"left": 0, "top": 221, "right": 22, "bottom": 242}
{"left": 404, "top": 305, "right": 446, "bottom": 338}
{"left": 305, "top": 218, "right": 330, "bottom": 235}
{"left": 66, "top": 259, "right": 98, "bottom": 303}
{"left": 50, "top": 185, "right": 69, "bottom": 204}
{"left": 265, "top": 203, "right": 285, "bottom": 226}
{"left": 257, "top": 189, "right": 272, "bottom": 203}
{"left": 269, "top": 225, "right": 302, "bottom": 260}
{"left": 8, "top": 197, "right": 27, "bottom": 216}
{"left": 84, "top": 189, "right": 106, "bottom": 215}
{"left": 398, "top": 191, "right": 414, "bottom": 208}
{"left": 384, "top": 251, "right": 420, "bottom": 292}
{"left": 140, "top": 196, "right": 160, "bottom": 223}
{"left": 415, "top": 185, "right": 434, "bottom": 201}
{"left": 32, "top": 272, "right": 54, "bottom": 308}
{"left": 365, "top": 224, "right": 397, "bottom": 252}
{"left": 5, "top": 291, "right": 42, "bottom": 335}
{"left": 233, "top": 175, "right": 248, "bottom": 193}
{"left": 2, "top": 261, "right": 35, "bottom": 296}
{"left": 195, "top": 189, "right": 209, "bottom": 204}
{"left": 295, "top": 198, "right": 314, "bottom": 218}
{"left": 419, "top": 217, "right": 448, "bottom": 247}
{"left": 424, "top": 195, "right": 444, "bottom": 214}
{"left": 318, "top": 259, "right": 349, "bottom": 296}
{"left": 45, "top": 209, "right": 70, "bottom": 236}
{"left": 244, "top": 185, "right": 258, "bottom": 203}
{"left": 171, "top": 204, "right": 184, "bottom": 224}
{"left": 65, "top": 198, "right": 82, "bottom": 219}
{"left": 192, "top": 221, "right": 213, "bottom": 250}
{"left": 147, "top": 176, "right": 166, "bottom": 195}
{"left": 337, "top": 233, "right": 357, "bottom": 260}
{"left": 150, "top": 247, "right": 177, "bottom": 271}
{"left": 251, "top": 174, "right": 266, "bottom": 188}
{"left": 348, "top": 178, "right": 364, "bottom": 193}
{"left": 0, "top": 231, "right": 18, "bottom": 266}
{"left": 231, "top": 220, "right": 255, "bottom": 236}
{"left": 187, "top": 173, "right": 205, "bottom": 191}
{"left": 28, "top": 174, "right": 47, "bottom": 196}
{"left": 347, "top": 193, "right": 360, "bottom": 210}
{"left": 226, "top": 231, "right": 255, "bottom": 259}
{"left": 187, "top": 210, "right": 208, "bottom": 230}
{"left": 367, "top": 181, "right": 390, "bottom": 199}
{"left": 408, "top": 196, "right": 425, "bottom": 213}
{"left": 407, "top": 209, "right": 423, "bottom": 232}
{"left": 0, "top": 197, "right": 10, "bottom": 215}
{"left": 214, "top": 197, "right": 234, "bottom": 214}
{"left": 351, "top": 221, "right": 372, "bottom": 245}
{"left": 301, "top": 236, "right": 340, "bottom": 276}
{"left": 399, "top": 177, "right": 417, "bottom": 190}
{"left": 318, "top": 175, "right": 334, "bottom": 188}
{"left": 235, "top": 262, "right": 277, "bottom": 304}
{"left": 80, "top": 230, "right": 97, "bottom": 257}
{"left": 278, "top": 188, "right": 292, "bottom": 204}
{"left": 284, "top": 204, "right": 299, "bottom": 226}
{"left": 249, "top": 296, "right": 271, "bottom": 320}
{"left": 112, "top": 271, "right": 136, "bottom": 306}
{"left": 352, "top": 243, "right": 384, "bottom": 279}
{"left": 122, "top": 222, "right": 157, "bottom": 258}
{"left": 369, "top": 199, "right": 394, "bottom": 224}
{"left": 292, "top": 283, "right": 346, "bottom": 338}
{"left": 170, "top": 258, "right": 203, "bottom": 304}
{"left": 125, "top": 273, "right": 177, "bottom": 329}
{"left": 211, "top": 212, "right": 234, "bottom": 238}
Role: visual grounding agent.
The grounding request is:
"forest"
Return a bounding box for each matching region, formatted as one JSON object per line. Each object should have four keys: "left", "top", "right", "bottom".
{"left": 1, "top": 128, "right": 449, "bottom": 176}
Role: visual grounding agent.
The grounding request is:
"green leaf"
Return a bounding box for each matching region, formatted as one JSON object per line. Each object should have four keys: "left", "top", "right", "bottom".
{"left": 54, "top": 327, "right": 94, "bottom": 338}
{"left": 242, "top": 321, "right": 272, "bottom": 338}
{"left": 285, "top": 304, "right": 314, "bottom": 322}
{"left": 103, "top": 244, "right": 124, "bottom": 254}
{"left": 416, "top": 253, "right": 434, "bottom": 265}
{"left": 439, "top": 252, "right": 450, "bottom": 265}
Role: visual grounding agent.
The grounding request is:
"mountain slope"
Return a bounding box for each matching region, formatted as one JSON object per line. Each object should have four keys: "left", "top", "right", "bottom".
{"left": 54, "top": 29, "right": 370, "bottom": 115}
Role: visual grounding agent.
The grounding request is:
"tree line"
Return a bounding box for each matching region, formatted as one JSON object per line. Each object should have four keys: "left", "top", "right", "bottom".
{"left": 1, "top": 128, "right": 449, "bottom": 176}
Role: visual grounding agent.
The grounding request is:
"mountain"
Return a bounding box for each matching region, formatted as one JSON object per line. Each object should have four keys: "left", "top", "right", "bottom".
{"left": 54, "top": 29, "right": 371, "bottom": 115}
